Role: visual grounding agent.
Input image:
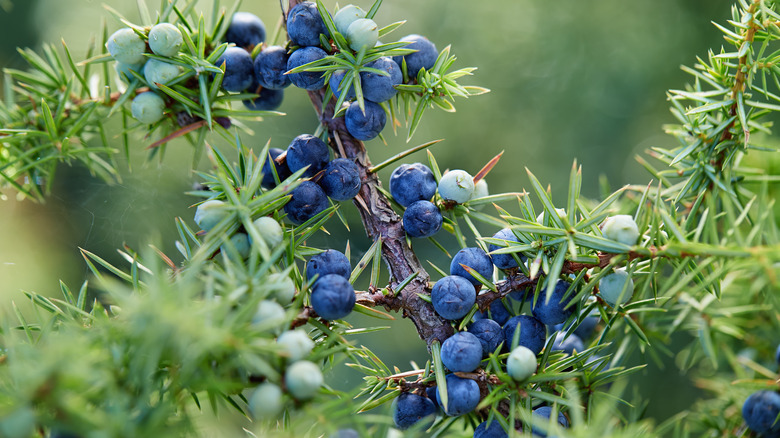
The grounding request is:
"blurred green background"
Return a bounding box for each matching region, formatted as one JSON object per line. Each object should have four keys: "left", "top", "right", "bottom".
{"left": 0, "top": 0, "right": 735, "bottom": 432}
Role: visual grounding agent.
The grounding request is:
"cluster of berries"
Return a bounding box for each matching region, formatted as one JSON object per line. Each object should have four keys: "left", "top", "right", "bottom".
{"left": 106, "top": 23, "right": 184, "bottom": 124}
{"left": 389, "top": 214, "right": 642, "bottom": 435}
{"left": 305, "top": 249, "right": 356, "bottom": 320}
{"left": 194, "top": 200, "right": 284, "bottom": 259}
{"left": 259, "top": 134, "right": 362, "bottom": 225}
{"left": 282, "top": 2, "right": 438, "bottom": 141}
{"left": 106, "top": 11, "right": 282, "bottom": 127}
{"left": 389, "top": 163, "right": 487, "bottom": 238}
{"left": 193, "top": 198, "right": 328, "bottom": 413}
{"left": 217, "top": 11, "right": 290, "bottom": 111}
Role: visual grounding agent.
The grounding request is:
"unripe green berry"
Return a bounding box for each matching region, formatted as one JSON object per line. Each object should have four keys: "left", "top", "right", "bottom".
{"left": 469, "top": 179, "right": 489, "bottom": 210}
{"left": 0, "top": 406, "right": 35, "bottom": 438}
{"left": 115, "top": 61, "right": 145, "bottom": 84}
{"left": 536, "top": 208, "right": 566, "bottom": 224}
{"left": 598, "top": 269, "right": 634, "bottom": 307}
{"left": 248, "top": 382, "right": 284, "bottom": 419}
{"left": 602, "top": 214, "right": 640, "bottom": 246}
{"left": 221, "top": 233, "right": 251, "bottom": 259}
{"left": 143, "top": 58, "right": 181, "bottom": 90}
{"left": 194, "top": 199, "right": 228, "bottom": 231}
{"left": 267, "top": 272, "right": 296, "bottom": 304}
{"left": 252, "top": 216, "right": 284, "bottom": 248}
{"left": 438, "top": 169, "right": 475, "bottom": 203}
{"left": 334, "top": 5, "right": 366, "bottom": 36}
{"left": 252, "top": 300, "right": 286, "bottom": 329}
{"left": 148, "top": 23, "right": 183, "bottom": 57}
{"left": 506, "top": 345, "right": 536, "bottom": 381}
{"left": 106, "top": 28, "right": 146, "bottom": 65}
{"left": 346, "top": 18, "right": 378, "bottom": 52}
{"left": 131, "top": 92, "right": 165, "bottom": 124}
{"left": 277, "top": 329, "right": 314, "bottom": 361}
{"left": 471, "top": 179, "right": 488, "bottom": 200}
{"left": 285, "top": 360, "right": 323, "bottom": 399}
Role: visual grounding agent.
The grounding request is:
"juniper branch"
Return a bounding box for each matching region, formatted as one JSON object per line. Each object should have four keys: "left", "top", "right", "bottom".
{"left": 286, "top": 0, "right": 453, "bottom": 350}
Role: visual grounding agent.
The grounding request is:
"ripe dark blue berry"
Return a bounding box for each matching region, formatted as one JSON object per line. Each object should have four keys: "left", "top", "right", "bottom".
{"left": 488, "top": 228, "right": 524, "bottom": 270}
{"left": 330, "top": 70, "right": 356, "bottom": 100}
{"left": 319, "top": 158, "right": 361, "bottom": 201}
{"left": 742, "top": 390, "right": 780, "bottom": 436}
{"left": 287, "top": 46, "right": 327, "bottom": 90}
{"left": 426, "top": 386, "right": 439, "bottom": 410}
{"left": 441, "top": 331, "right": 483, "bottom": 372}
{"left": 254, "top": 45, "right": 291, "bottom": 89}
{"left": 431, "top": 275, "right": 476, "bottom": 320}
{"left": 306, "top": 249, "right": 351, "bottom": 282}
{"left": 554, "top": 315, "right": 599, "bottom": 340}
{"left": 503, "top": 315, "right": 547, "bottom": 355}
{"left": 360, "top": 57, "right": 402, "bottom": 103}
{"left": 283, "top": 181, "right": 329, "bottom": 225}
{"left": 776, "top": 343, "right": 780, "bottom": 366}
{"left": 287, "top": 2, "right": 327, "bottom": 47}
{"left": 393, "top": 34, "right": 438, "bottom": 78}
{"left": 225, "top": 12, "right": 266, "bottom": 49}
{"left": 310, "top": 274, "right": 356, "bottom": 320}
{"left": 389, "top": 163, "right": 437, "bottom": 207}
{"left": 531, "top": 406, "right": 569, "bottom": 437}
{"left": 345, "top": 100, "right": 386, "bottom": 141}
{"left": 550, "top": 332, "right": 584, "bottom": 355}
{"left": 403, "top": 200, "right": 442, "bottom": 238}
{"left": 474, "top": 419, "right": 508, "bottom": 438}
{"left": 450, "top": 247, "right": 493, "bottom": 287}
{"left": 435, "top": 374, "right": 480, "bottom": 416}
{"left": 216, "top": 47, "right": 254, "bottom": 92}
{"left": 243, "top": 83, "right": 284, "bottom": 111}
{"left": 286, "top": 134, "right": 330, "bottom": 177}
{"left": 472, "top": 299, "right": 511, "bottom": 326}
{"left": 531, "top": 280, "right": 576, "bottom": 326}
{"left": 392, "top": 392, "right": 437, "bottom": 431}
{"left": 261, "top": 148, "right": 292, "bottom": 189}
{"left": 468, "top": 318, "right": 505, "bottom": 357}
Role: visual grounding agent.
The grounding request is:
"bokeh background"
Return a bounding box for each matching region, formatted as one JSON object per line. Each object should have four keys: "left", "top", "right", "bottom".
{"left": 0, "top": 0, "right": 736, "bottom": 433}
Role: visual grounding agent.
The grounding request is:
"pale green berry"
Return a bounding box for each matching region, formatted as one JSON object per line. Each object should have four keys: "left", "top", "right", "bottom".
{"left": 148, "top": 23, "right": 183, "bottom": 57}
{"left": 506, "top": 345, "right": 536, "bottom": 381}
{"left": 194, "top": 199, "right": 228, "bottom": 231}
{"left": 469, "top": 179, "right": 489, "bottom": 210}
{"left": 221, "top": 233, "right": 251, "bottom": 259}
{"left": 602, "top": 215, "right": 640, "bottom": 246}
{"left": 0, "top": 406, "right": 35, "bottom": 438}
{"left": 285, "top": 360, "right": 323, "bottom": 400}
{"left": 252, "top": 300, "right": 286, "bottom": 328}
{"left": 470, "top": 179, "right": 489, "bottom": 200}
{"left": 143, "top": 58, "right": 181, "bottom": 90}
{"left": 334, "top": 5, "right": 366, "bottom": 36}
{"left": 115, "top": 61, "right": 145, "bottom": 84}
{"left": 267, "top": 272, "right": 296, "bottom": 304}
{"left": 252, "top": 216, "right": 284, "bottom": 248}
{"left": 346, "top": 18, "right": 378, "bottom": 52}
{"left": 438, "top": 169, "right": 475, "bottom": 203}
{"left": 598, "top": 269, "right": 634, "bottom": 307}
{"left": 106, "top": 28, "right": 146, "bottom": 65}
{"left": 248, "top": 383, "right": 284, "bottom": 419}
{"left": 536, "top": 208, "right": 566, "bottom": 224}
{"left": 131, "top": 92, "right": 165, "bottom": 124}
{"left": 277, "top": 329, "right": 314, "bottom": 361}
